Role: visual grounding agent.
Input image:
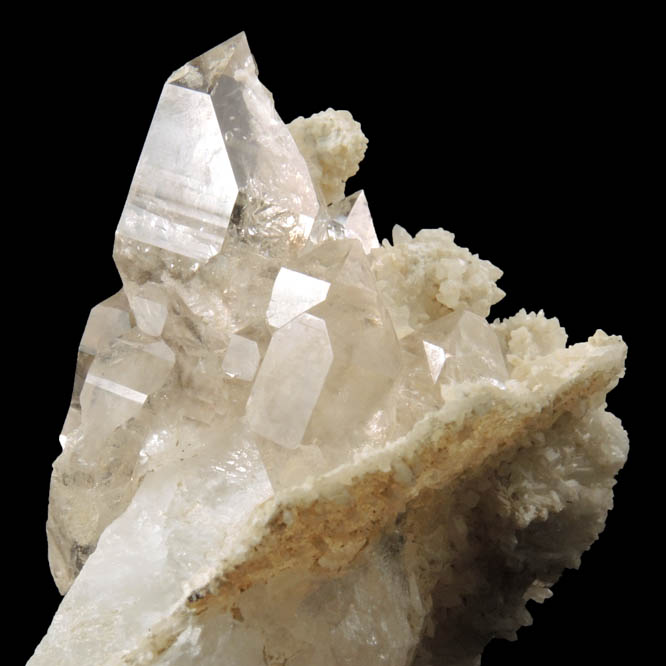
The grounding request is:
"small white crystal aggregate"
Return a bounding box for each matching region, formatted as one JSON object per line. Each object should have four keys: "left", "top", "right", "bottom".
{"left": 372, "top": 225, "right": 505, "bottom": 339}
{"left": 288, "top": 108, "right": 368, "bottom": 205}
{"left": 492, "top": 308, "right": 569, "bottom": 372}
{"left": 29, "top": 32, "right": 628, "bottom": 666}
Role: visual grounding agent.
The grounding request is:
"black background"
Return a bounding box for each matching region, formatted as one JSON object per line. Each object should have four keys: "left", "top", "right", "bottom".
{"left": 15, "top": 11, "right": 654, "bottom": 665}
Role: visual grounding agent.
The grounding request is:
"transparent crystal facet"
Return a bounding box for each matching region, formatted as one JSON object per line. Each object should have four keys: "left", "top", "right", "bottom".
{"left": 328, "top": 190, "right": 379, "bottom": 253}
{"left": 116, "top": 83, "right": 237, "bottom": 262}
{"left": 221, "top": 334, "right": 261, "bottom": 381}
{"left": 266, "top": 267, "right": 331, "bottom": 329}
{"left": 246, "top": 313, "right": 333, "bottom": 448}
{"left": 114, "top": 31, "right": 319, "bottom": 289}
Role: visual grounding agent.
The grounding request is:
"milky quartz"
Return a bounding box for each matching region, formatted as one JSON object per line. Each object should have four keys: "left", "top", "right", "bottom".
{"left": 30, "top": 33, "right": 629, "bottom": 666}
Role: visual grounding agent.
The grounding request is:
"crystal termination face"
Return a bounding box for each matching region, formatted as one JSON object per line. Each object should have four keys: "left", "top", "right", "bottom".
{"left": 30, "top": 32, "right": 629, "bottom": 666}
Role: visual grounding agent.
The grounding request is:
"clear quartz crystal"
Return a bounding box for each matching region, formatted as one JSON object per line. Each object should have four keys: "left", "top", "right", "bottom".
{"left": 246, "top": 313, "right": 333, "bottom": 448}
{"left": 408, "top": 310, "right": 509, "bottom": 388}
{"left": 327, "top": 190, "right": 379, "bottom": 253}
{"left": 30, "top": 32, "right": 628, "bottom": 666}
{"left": 59, "top": 291, "right": 133, "bottom": 445}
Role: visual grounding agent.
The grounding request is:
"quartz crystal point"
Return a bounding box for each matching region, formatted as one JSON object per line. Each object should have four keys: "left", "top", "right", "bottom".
{"left": 30, "top": 33, "right": 628, "bottom": 666}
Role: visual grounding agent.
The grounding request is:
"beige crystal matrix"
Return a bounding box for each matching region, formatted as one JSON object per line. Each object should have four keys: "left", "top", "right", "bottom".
{"left": 29, "top": 32, "right": 628, "bottom": 666}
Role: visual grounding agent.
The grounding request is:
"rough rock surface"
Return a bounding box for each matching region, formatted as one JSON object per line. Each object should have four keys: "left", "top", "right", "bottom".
{"left": 29, "top": 32, "right": 628, "bottom": 666}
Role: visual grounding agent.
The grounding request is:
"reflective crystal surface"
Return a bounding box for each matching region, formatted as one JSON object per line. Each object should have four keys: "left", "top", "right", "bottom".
{"left": 115, "top": 34, "right": 317, "bottom": 271}
{"left": 406, "top": 309, "right": 509, "bottom": 389}
{"left": 30, "top": 32, "right": 628, "bottom": 666}
{"left": 328, "top": 190, "right": 379, "bottom": 253}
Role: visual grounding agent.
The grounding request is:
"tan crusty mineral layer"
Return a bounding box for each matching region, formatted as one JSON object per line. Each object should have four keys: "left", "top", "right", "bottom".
{"left": 121, "top": 331, "right": 626, "bottom": 665}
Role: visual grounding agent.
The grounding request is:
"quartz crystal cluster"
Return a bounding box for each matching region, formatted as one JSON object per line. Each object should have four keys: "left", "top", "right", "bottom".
{"left": 29, "top": 33, "right": 628, "bottom": 666}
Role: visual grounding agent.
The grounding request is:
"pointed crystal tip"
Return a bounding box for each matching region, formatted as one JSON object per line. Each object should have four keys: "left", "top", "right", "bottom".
{"left": 167, "top": 32, "right": 254, "bottom": 93}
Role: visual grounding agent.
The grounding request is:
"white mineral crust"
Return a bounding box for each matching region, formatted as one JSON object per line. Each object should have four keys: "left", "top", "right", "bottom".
{"left": 30, "top": 32, "right": 628, "bottom": 666}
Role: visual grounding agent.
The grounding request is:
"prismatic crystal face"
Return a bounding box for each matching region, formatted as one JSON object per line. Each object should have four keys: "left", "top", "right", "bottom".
{"left": 31, "top": 32, "right": 628, "bottom": 666}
